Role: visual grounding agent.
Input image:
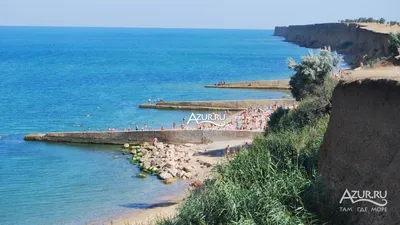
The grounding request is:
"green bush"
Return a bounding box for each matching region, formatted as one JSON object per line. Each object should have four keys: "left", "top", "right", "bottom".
{"left": 388, "top": 32, "right": 400, "bottom": 56}
{"left": 268, "top": 77, "right": 336, "bottom": 133}
{"left": 288, "top": 48, "right": 342, "bottom": 101}
{"left": 267, "top": 107, "right": 289, "bottom": 131}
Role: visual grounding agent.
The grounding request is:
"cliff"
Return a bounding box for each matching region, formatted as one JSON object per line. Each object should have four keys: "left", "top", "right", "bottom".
{"left": 274, "top": 23, "right": 390, "bottom": 64}
{"left": 318, "top": 73, "right": 400, "bottom": 224}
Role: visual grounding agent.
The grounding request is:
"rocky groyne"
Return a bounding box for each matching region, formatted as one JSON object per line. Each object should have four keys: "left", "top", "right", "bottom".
{"left": 274, "top": 23, "right": 390, "bottom": 65}
{"left": 121, "top": 140, "right": 241, "bottom": 185}
{"left": 24, "top": 130, "right": 262, "bottom": 144}
{"left": 139, "top": 99, "right": 296, "bottom": 111}
{"left": 204, "top": 79, "right": 290, "bottom": 90}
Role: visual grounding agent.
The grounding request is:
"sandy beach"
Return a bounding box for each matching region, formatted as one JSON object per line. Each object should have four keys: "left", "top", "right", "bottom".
{"left": 91, "top": 139, "right": 253, "bottom": 225}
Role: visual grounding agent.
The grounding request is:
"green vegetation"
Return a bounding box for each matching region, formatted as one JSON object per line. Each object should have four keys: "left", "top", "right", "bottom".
{"left": 157, "top": 47, "right": 340, "bottom": 225}
{"left": 287, "top": 48, "right": 342, "bottom": 101}
{"left": 340, "top": 17, "right": 400, "bottom": 26}
{"left": 364, "top": 57, "right": 388, "bottom": 68}
{"left": 388, "top": 21, "right": 400, "bottom": 26}
{"left": 388, "top": 32, "right": 400, "bottom": 56}
{"left": 341, "top": 17, "right": 385, "bottom": 23}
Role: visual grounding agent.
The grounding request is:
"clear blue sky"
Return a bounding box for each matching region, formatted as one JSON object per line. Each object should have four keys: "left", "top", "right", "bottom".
{"left": 1, "top": 0, "right": 399, "bottom": 29}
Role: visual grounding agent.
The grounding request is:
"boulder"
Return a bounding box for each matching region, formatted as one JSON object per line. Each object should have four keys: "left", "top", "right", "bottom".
{"left": 143, "top": 162, "right": 151, "bottom": 170}
{"left": 130, "top": 145, "right": 140, "bottom": 150}
{"left": 184, "top": 172, "right": 193, "bottom": 179}
{"left": 158, "top": 172, "right": 173, "bottom": 180}
{"left": 183, "top": 166, "right": 195, "bottom": 173}
{"left": 184, "top": 143, "right": 194, "bottom": 147}
{"left": 155, "top": 142, "right": 164, "bottom": 150}
{"left": 167, "top": 168, "right": 178, "bottom": 177}
{"left": 163, "top": 177, "right": 176, "bottom": 185}
{"left": 163, "top": 162, "right": 175, "bottom": 169}
{"left": 146, "top": 146, "right": 158, "bottom": 151}
{"left": 176, "top": 170, "right": 185, "bottom": 178}
{"left": 136, "top": 172, "right": 147, "bottom": 179}
{"left": 142, "top": 142, "right": 150, "bottom": 147}
{"left": 123, "top": 143, "right": 130, "bottom": 148}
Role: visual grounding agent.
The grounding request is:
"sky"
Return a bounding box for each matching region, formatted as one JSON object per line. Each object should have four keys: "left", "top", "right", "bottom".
{"left": 0, "top": 0, "right": 399, "bottom": 29}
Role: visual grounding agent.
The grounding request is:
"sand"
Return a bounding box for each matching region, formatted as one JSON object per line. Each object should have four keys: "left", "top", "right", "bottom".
{"left": 357, "top": 22, "right": 400, "bottom": 34}
{"left": 91, "top": 139, "right": 253, "bottom": 225}
{"left": 346, "top": 66, "right": 400, "bottom": 82}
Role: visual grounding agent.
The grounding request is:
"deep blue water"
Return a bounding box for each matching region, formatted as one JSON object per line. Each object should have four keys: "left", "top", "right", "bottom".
{"left": 0, "top": 27, "right": 311, "bottom": 225}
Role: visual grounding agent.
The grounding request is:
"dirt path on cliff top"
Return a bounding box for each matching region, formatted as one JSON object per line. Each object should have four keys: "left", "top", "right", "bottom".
{"left": 346, "top": 66, "right": 400, "bottom": 82}
{"left": 97, "top": 138, "right": 253, "bottom": 225}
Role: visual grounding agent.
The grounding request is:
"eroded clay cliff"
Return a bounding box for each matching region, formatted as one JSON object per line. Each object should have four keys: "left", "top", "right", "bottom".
{"left": 274, "top": 23, "right": 390, "bottom": 64}
{"left": 318, "top": 77, "right": 400, "bottom": 224}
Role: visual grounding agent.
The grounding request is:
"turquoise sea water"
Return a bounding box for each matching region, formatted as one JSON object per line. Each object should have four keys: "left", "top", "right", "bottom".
{"left": 0, "top": 27, "right": 311, "bottom": 225}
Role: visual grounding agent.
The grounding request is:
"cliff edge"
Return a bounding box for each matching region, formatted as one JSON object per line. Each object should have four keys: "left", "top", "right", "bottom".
{"left": 318, "top": 69, "right": 400, "bottom": 224}
{"left": 274, "top": 23, "right": 390, "bottom": 65}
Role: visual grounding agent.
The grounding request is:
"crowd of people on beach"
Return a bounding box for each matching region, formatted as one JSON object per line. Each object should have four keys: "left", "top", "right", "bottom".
{"left": 101, "top": 102, "right": 297, "bottom": 133}
{"left": 201, "top": 102, "right": 297, "bottom": 131}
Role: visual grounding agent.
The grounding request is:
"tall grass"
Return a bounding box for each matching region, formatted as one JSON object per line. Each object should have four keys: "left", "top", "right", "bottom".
{"left": 158, "top": 106, "right": 330, "bottom": 225}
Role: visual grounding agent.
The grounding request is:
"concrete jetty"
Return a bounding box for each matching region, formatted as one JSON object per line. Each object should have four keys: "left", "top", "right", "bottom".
{"left": 139, "top": 99, "right": 296, "bottom": 111}
{"left": 205, "top": 79, "right": 290, "bottom": 90}
{"left": 24, "top": 130, "right": 262, "bottom": 145}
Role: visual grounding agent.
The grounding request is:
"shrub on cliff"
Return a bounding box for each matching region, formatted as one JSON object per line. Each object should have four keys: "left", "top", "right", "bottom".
{"left": 388, "top": 32, "right": 400, "bottom": 56}
{"left": 287, "top": 48, "right": 342, "bottom": 101}
{"left": 270, "top": 97, "right": 332, "bottom": 133}
{"left": 266, "top": 106, "right": 289, "bottom": 131}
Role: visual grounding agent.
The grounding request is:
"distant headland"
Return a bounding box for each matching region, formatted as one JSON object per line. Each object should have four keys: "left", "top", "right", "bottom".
{"left": 274, "top": 22, "right": 400, "bottom": 66}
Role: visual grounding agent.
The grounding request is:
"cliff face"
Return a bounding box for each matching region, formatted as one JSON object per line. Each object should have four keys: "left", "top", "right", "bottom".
{"left": 318, "top": 78, "right": 400, "bottom": 224}
{"left": 274, "top": 23, "right": 389, "bottom": 63}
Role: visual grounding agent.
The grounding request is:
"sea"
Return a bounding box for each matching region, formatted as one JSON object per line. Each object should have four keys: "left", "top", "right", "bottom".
{"left": 0, "top": 26, "right": 312, "bottom": 225}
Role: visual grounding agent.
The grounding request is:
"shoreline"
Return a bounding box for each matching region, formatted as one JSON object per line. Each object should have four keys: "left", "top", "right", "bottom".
{"left": 90, "top": 139, "right": 253, "bottom": 225}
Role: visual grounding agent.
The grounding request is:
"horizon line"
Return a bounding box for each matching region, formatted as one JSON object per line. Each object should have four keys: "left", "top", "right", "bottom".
{"left": 0, "top": 24, "right": 276, "bottom": 30}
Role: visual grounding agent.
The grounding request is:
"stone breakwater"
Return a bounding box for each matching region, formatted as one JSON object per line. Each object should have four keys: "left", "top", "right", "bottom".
{"left": 204, "top": 80, "right": 290, "bottom": 90}
{"left": 139, "top": 99, "right": 296, "bottom": 111}
{"left": 274, "top": 23, "right": 390, "bottom": 64}
{"left": 24, "top": 130, "right": 263, "bottom": 144}
{"left": 123, "top": 142, "right": 216, "bottom": 184}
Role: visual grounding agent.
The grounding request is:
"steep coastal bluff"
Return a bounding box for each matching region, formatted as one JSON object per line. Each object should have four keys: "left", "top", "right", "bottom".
{"left": 318, "top": 71, "right": 400, "bottom": 224}
{"left": 274, "top": 23, "right": 390, "bottom": 63}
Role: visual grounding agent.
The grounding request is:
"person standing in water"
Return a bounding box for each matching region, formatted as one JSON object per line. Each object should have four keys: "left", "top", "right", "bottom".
{"left": 173, "top": 122, "right": 176, "bottom": 129}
